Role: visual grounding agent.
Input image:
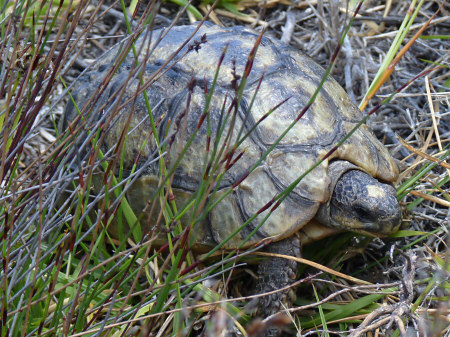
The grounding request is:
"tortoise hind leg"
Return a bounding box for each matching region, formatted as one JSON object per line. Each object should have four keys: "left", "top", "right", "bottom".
{"left": 256, "top": 235, "right": 300, "bottom": 336}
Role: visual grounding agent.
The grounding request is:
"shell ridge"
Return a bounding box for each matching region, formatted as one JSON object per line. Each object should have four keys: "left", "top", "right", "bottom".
{"left": 237, "top": 94, "right": 269, "bottom": 154}
{"left": 232, "top": 187, "right": 270, "bottom": 241}
{"left": 263, "top": 164, "right": 323, "bottom": 205}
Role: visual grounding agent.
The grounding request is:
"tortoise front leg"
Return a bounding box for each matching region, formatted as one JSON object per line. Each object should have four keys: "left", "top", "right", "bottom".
{"left": 256, "top": 235, "right": 300, "bottom": 336}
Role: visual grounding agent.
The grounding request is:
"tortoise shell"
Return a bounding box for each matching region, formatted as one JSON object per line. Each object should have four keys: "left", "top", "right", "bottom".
{"left": 63, "top": 23, "right": 399, "bottom": 249}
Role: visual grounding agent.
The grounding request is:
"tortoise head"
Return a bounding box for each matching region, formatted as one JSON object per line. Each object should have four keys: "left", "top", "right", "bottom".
{"left": 316, "top": 161, "right": 402, "bottom": 236}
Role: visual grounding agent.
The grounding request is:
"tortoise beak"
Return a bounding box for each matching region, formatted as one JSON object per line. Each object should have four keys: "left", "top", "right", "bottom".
{"left": 358, "top": 208, "right": 402, "bottom": 236}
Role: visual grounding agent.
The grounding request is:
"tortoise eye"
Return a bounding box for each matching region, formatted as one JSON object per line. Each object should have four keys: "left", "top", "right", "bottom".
{"left": 354, "top": 206, "right": 374, "bottom": 222}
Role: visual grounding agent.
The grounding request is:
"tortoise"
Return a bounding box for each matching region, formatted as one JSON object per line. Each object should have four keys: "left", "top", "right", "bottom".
{"left": 62, "top": 22, "right": 402, "bottom": 332}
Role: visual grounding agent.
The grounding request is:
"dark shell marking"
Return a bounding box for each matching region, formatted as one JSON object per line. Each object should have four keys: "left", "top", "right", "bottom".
{"left": 63, "top": 23, "right": 399, "bottom": 249}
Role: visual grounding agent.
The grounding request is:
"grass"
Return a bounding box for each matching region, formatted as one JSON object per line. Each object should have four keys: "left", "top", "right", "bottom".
{"left": 1, "top": 0, "right": 448, "bottom": 336}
